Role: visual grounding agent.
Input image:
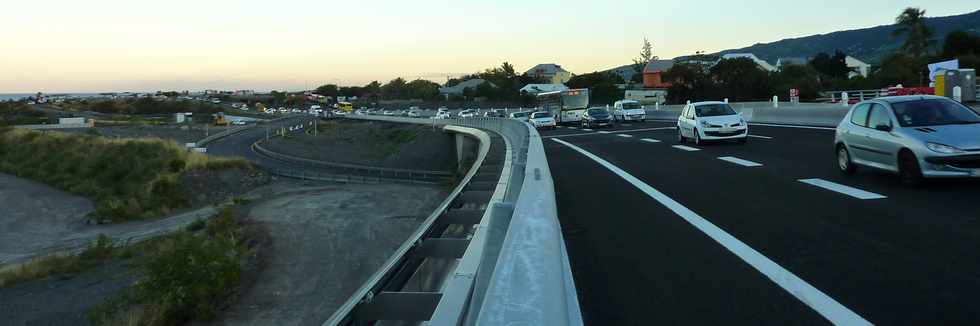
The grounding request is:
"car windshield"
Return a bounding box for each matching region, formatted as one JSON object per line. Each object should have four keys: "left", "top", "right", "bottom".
{"left": 891, "top": 99, "right": 980, "bottom": 127}
{"left": 695, "top": 104, "right": 736, "bottom": 117}
{"left": 532, "top": 112, "right": 552, "bottom": 118}
{"left": 622, "top": 102, "right": 641, "bottom": 110}
{"left": 513, "top": 112, "right": 528, "bottom": 117}
{"left": 587, "top": 108, "right": 607, "bottom": 115}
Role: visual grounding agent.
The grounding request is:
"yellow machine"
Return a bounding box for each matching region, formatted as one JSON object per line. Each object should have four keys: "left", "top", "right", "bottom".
{"left": 213, "top": 112, "right": 228, "bottom": 126}
{"left": 935, "top": 74, "right": 946, "bottom": 97}
{"left": 338, "top": 102, "right": 353, "bottom": 113}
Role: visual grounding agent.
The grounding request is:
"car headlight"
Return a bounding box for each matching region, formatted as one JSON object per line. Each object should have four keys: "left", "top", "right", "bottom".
{"left": 926, "top": 142, "right": 964, "bottom": 154}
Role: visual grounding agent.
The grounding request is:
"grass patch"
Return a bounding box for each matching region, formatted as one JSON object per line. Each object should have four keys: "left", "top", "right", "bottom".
{"left": 0, "top": 234, "right": 116, "bottom": 288}
{"left": 367, "top": 128, "right": 419, "bottom": 158}
{"left": 0, "top": 128, "right": 251, "bottom": 222}
{"left": 89, "top": 207, "right": 250, "bottom": 326}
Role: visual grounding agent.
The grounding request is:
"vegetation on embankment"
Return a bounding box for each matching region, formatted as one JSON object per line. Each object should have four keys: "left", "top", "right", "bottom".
{"left": 0, "top": 128, "right": 251, "bottom": 222}
{"left": 88, "top": 207, "right": 253, "bottom": 326}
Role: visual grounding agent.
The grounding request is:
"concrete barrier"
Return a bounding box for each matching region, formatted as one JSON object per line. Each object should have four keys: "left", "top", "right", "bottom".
{"left": 644, "top": 102, "right": 848, "bottom": 127}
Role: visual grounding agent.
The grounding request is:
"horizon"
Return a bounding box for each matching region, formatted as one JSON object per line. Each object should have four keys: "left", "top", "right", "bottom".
{"left": 1, "top": 0, "right": 977, "bottom": 93}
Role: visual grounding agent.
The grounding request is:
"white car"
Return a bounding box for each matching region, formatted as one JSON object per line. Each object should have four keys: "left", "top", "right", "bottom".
{"left": 433, "top": 111, "right": 452, "bottom": 119}
{"left": 612, "top": 100, "right": 646, "bottom": 122}
{"left": 231, "top": 120, "right": 247, "bottom": 125}
{"left": 530, "top": 112, "right": 557, "bottom": 129}
{"left": 383, "top": 110, "right": 396, "bottom": 116}
{"left": 355, "top": 109, "right": 367, "bottom": 115}
{"left": 509, "top": 111, "right": 531, "bottom": 122}
{"left": 459, "top": 109, "right": 477, "bottom": 118}
{"left": 407, "top": 110, "right": 421, "bottom": 118}
{"left": 677, "top": 101, "right": 748, "bottom": 144}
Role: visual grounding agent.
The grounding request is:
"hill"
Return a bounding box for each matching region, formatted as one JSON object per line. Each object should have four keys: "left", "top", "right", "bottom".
{"left": 675, "top": 9, "right": 980, "bottom": 65}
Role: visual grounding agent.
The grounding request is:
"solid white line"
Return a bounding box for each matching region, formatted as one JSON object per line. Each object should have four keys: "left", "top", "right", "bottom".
{"left": 568, "top": 126, "right": 578, "bottom": 129}
{"left": 718, "top": 156, "right": 763, "bottom": 167}
{"left": 551, "top": 138, "right": 871, "bottom": 326}
{"left": 672, "top": 145, "right": 701, "bottom": 151}
{"left": 640, "top": 138, "right": 661, "bottom": 143}
{"left": 598, "top": 131, "right": 611, "bottom": 134}
{"left": 798, "top": 179, "right": 887, "bottom": 200}
{"left": 617, "top": 134, "right": 633, "bottom": 138}
{"left": 583, "top": 128, "right": 593, "bottom": 131}
{"left": 748, "top": 134, "right": 774, "bottom": 139}
{"left": 607, "top": 127, "right": 676, "bottom": 134}
{"left": 749, "top": 123, "right": 836, "bottom": 131}
{"left": 541, "top": 132, "right": 596, "bottom": 139}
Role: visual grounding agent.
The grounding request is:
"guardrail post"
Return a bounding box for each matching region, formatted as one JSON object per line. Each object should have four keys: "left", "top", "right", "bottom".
{"left": 772, "top": 96, "right": 778, "bottom": 108}
{"left": 841, "top": 92, "right": 849, "bottom": 106}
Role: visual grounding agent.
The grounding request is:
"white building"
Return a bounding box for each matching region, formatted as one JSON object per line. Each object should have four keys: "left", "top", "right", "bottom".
{"left": 846, "top": 56, "right": 871, "bottom": 78}
{"left": 525, "top": 64, "right": 572, "bottom": 84}
{"left": 718, "top": 53, "right": 776, "bottom": 72}
{"left": 519, "top": 83, "right": 569, "bottom": 95}
{"left": 775, "top": 57, "right": 808, "bottom": 70}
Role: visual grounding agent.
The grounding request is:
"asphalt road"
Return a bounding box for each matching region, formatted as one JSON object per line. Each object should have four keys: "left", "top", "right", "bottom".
{"left": 540, "top": 121, "right": 980, "bottom": 325}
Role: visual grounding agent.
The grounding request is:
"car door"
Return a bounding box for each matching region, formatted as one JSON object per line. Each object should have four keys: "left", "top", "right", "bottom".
{"left": 863, "top": 103, "right": 902, "bottom": 170}
{"left": 678, "top": 105, "right": 691, "bottom": 136}
{"left": 844, "top": 103, "right": 873, "bottom": 163}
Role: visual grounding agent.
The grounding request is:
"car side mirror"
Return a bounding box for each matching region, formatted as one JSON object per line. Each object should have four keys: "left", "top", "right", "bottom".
{"left": 874, "top": 124, "right": 892, "bottom": 132}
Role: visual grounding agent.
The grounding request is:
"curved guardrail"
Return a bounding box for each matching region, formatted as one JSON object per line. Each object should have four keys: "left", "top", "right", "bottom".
{"left": 323, "top": 115, "right": 582, "bottom": 326}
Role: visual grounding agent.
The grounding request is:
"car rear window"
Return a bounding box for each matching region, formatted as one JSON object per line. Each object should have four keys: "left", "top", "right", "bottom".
{"left": 532, "top": 112, "right": 552, "bottom": 118}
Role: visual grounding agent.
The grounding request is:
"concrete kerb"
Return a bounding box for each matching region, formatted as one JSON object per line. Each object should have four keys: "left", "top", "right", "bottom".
{"left": 323, "top": 124, "right": 493, "bottom": 326}
{"left": 643, "top": 102, "right": 848, "bottom": 128}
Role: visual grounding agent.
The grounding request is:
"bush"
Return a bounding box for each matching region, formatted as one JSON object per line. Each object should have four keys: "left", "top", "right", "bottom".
{"left": 0, "top": 129, "right": 251, "bottom": 222}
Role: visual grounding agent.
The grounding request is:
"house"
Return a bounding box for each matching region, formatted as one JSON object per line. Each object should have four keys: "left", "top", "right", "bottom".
{"left": 603, "top": 64, "right": 640, "bottom": 83}
{"left": 439, "top": 79, "right": 494, "bottom": 95}
{"left": 642, "top": 60, "right": 675, "bottom": 89}
{"left": 525, "top": 64, "right": 572, "bottom": 84}
{"left": 776, "top": 57, "right": 808, "bottom": 69}
{"left": 846, "top": 56, "right": 870, "bottom": 78}
{"left": 718, "top": 53, "right": 776, "bottom": 72}
{"left": 520, "top": 83, "right": 569, "bottom": 95}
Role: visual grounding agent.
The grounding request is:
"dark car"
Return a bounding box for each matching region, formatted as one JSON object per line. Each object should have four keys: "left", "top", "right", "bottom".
{"left": 582, "top": 108, "right": 613, "bottom": 128}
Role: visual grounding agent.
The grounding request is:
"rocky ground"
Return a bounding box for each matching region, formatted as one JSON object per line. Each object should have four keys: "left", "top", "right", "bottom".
{"left": 263, "top": 119, "right": 455, "bottom": 172}
{"left": 212, "top": 181, "right": 447, "bottom": 326}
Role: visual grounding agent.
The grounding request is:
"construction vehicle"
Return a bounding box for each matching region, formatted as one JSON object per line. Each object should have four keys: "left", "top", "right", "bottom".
{"left": 213, "top": 112, "right": 229, "bottom": 126}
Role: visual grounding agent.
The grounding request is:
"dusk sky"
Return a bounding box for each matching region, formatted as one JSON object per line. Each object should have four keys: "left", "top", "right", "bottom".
{"left": 2, "top": 0, "right": 977, "bottom": 93}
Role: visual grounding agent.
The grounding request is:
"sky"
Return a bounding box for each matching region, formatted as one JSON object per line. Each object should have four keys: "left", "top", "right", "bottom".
{"left": 1, "top": 0, "right": 977, "bottom": 93}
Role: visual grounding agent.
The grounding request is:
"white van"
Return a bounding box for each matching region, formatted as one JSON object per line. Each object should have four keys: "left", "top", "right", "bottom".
{"left": 612, "top": 100, "right": 646, "bottom": 122}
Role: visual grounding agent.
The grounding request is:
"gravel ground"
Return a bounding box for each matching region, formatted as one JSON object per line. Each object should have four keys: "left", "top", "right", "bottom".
{"left": 0, "top": 261, "right": 136, "bottom": 326}
{"left": 211, "top": 181, "right": 447, "bottom": 326}
{"left": 263, "top": 120, "right": 455, "bottom": 172}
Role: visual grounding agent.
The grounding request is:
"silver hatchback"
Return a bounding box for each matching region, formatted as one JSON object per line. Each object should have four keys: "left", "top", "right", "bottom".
{"left": 835, "top": 95, "right": 980, "bottom": 186}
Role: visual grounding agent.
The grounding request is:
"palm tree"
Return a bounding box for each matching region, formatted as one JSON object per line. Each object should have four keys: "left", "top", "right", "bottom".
{"left": 892, "top": 7, "right": 935, "bottom": 58}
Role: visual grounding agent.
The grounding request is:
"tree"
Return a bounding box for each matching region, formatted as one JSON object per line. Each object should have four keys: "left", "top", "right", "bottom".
{"left": 710, "top": 58, "right": 771, "bottom": 101}
{"left": 314, "top": 84, "right": 339, "bottom": 98}
{"left": 632, "top": 38, "right": 657, "bottom": 75}
{"left": 381, "top": 78, "right": 408, "bottom": 100}
{"left": 567, "top": 72, "right": 625, "bottom": 105}
{"left": 941, "top": 30, "right": 980, "bottom": 58}
{"left": 809, "top": 51, "right": 852, "bottom": 84}
{"left": 892, "top": 7, "right": 934, "bottom": 59}
{"left": 663, "top": 63, "right": 713, "bottom": 104}
{"left": 772, "top": 65, "right": 821, "bottom": 100}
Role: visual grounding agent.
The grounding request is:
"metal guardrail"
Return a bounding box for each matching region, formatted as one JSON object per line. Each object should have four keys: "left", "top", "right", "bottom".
{"left": 324, "top": 115, "right": 581, "bottom": 326}
{"left": 252, "top": 141, "right": 449, "bottom": 185}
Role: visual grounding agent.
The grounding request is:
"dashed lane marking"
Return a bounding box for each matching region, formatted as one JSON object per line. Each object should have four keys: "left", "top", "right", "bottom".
{"left": 718, "top": 156, "right": 763, "bottom": 167}
{"left": 748, "top": 134, "right": 774, "bottom": 139}
{"left": 672, "top": 145, "right": 701, "bottom": 151}
{"left": 640, "top": 138, "right": 661, "bottom": 143}
{"left": 551, "top": 138, "right": 872, "bottom": 326}
{"left": 798, "top": 179, "right": 886, "bottom": 200}
{"left": 617, "top": 134, "right": 633, "bottom": 138}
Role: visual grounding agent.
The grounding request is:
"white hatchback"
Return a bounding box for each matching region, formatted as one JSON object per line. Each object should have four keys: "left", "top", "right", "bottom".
{"left": 677, "top": 101, "right": 748, "bottom": 144}
{"left": 530, "top": 112, "right": 557, "bottom": 129}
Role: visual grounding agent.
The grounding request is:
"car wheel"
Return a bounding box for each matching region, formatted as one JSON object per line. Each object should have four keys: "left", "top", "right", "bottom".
{"left": 693, "top": 129, "right": 702, "bottom": 145}
{"left": 898, "top": 150, "right": 923, "bottom": 187}
{"left": 837, "top": 145, "right": 856, "bottom": 175}
{"left": 677, "top": 129, "right": 685, "bottom": 143}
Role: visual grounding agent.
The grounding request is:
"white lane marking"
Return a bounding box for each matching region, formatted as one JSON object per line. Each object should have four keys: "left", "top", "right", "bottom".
{"left": 672, "top": 145, "right": 701, "bottom": 151}
{"left": 541, "top": 132, "right": 597, "bottom": 139}
{"left": 568, "top": 126, "right": 578, "bottom": 129}
{"left": 557, "top": 126, "right": 564, "bottom": 128}
{"left": 608, "top": 127, "right": 675, "bottom": 134}
{"left": 798, "top": 179, "right": 887, "bottom": 200}
{"left": 641, "top": 138, "right": 661, "bottom": 143}
{"left": 748, "top": 134, "right": 773, "bottom": 139}
{"left": 718, "top": 156, "right": 763, "bottom": 167}
{"left": 749, "top": 123, "right": 836, "bottom": 131}
{"left": 617, "top": 134, "right": 633, "bottom": 138}
{"left": 542, "top": 127, "right": 677, "bottom": 139}
{"left": 583, "top": 128, "right": 593, "bottom": 131}
{"left": 551, "top": 138, "right": 872, "bottom": 326}
{"left": 598, "top": 131, "right": 611, "bottom": 134}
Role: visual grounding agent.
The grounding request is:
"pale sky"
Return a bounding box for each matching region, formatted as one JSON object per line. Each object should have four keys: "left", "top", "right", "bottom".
{"left": 1, "top": 0, "right": 976, "bottom": 93}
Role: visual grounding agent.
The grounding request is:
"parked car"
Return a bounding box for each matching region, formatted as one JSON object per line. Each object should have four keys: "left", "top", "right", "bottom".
{"left": 509, "top": 111, "right": 531, "bottom": 122}
{"left": 484, "top": 109, "right": 505, "bottom": 118}
{"left": 835, "top": 95, "right": 980, "bottom": 186}
{"left": 231, "top": 120, "right": 246, "bottom": 125}
{"left": 582, "top": 108, "right": 614, "bottom": 128}
{"left": 530, "top": 111, "right": 557, "bottom": 129}
{"left": 677, "top": 101, "right": 748, "bottom": 144}
{"left": 613, "top": 100, "right": 646, "bottom": 122}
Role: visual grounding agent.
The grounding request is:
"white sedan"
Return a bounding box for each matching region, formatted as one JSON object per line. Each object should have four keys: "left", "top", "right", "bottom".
{"left": 529, "top": 112, "right": 557, "bottom": 129}
{"left": 677, "top": 101, "right": 748, "bottom": 144}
